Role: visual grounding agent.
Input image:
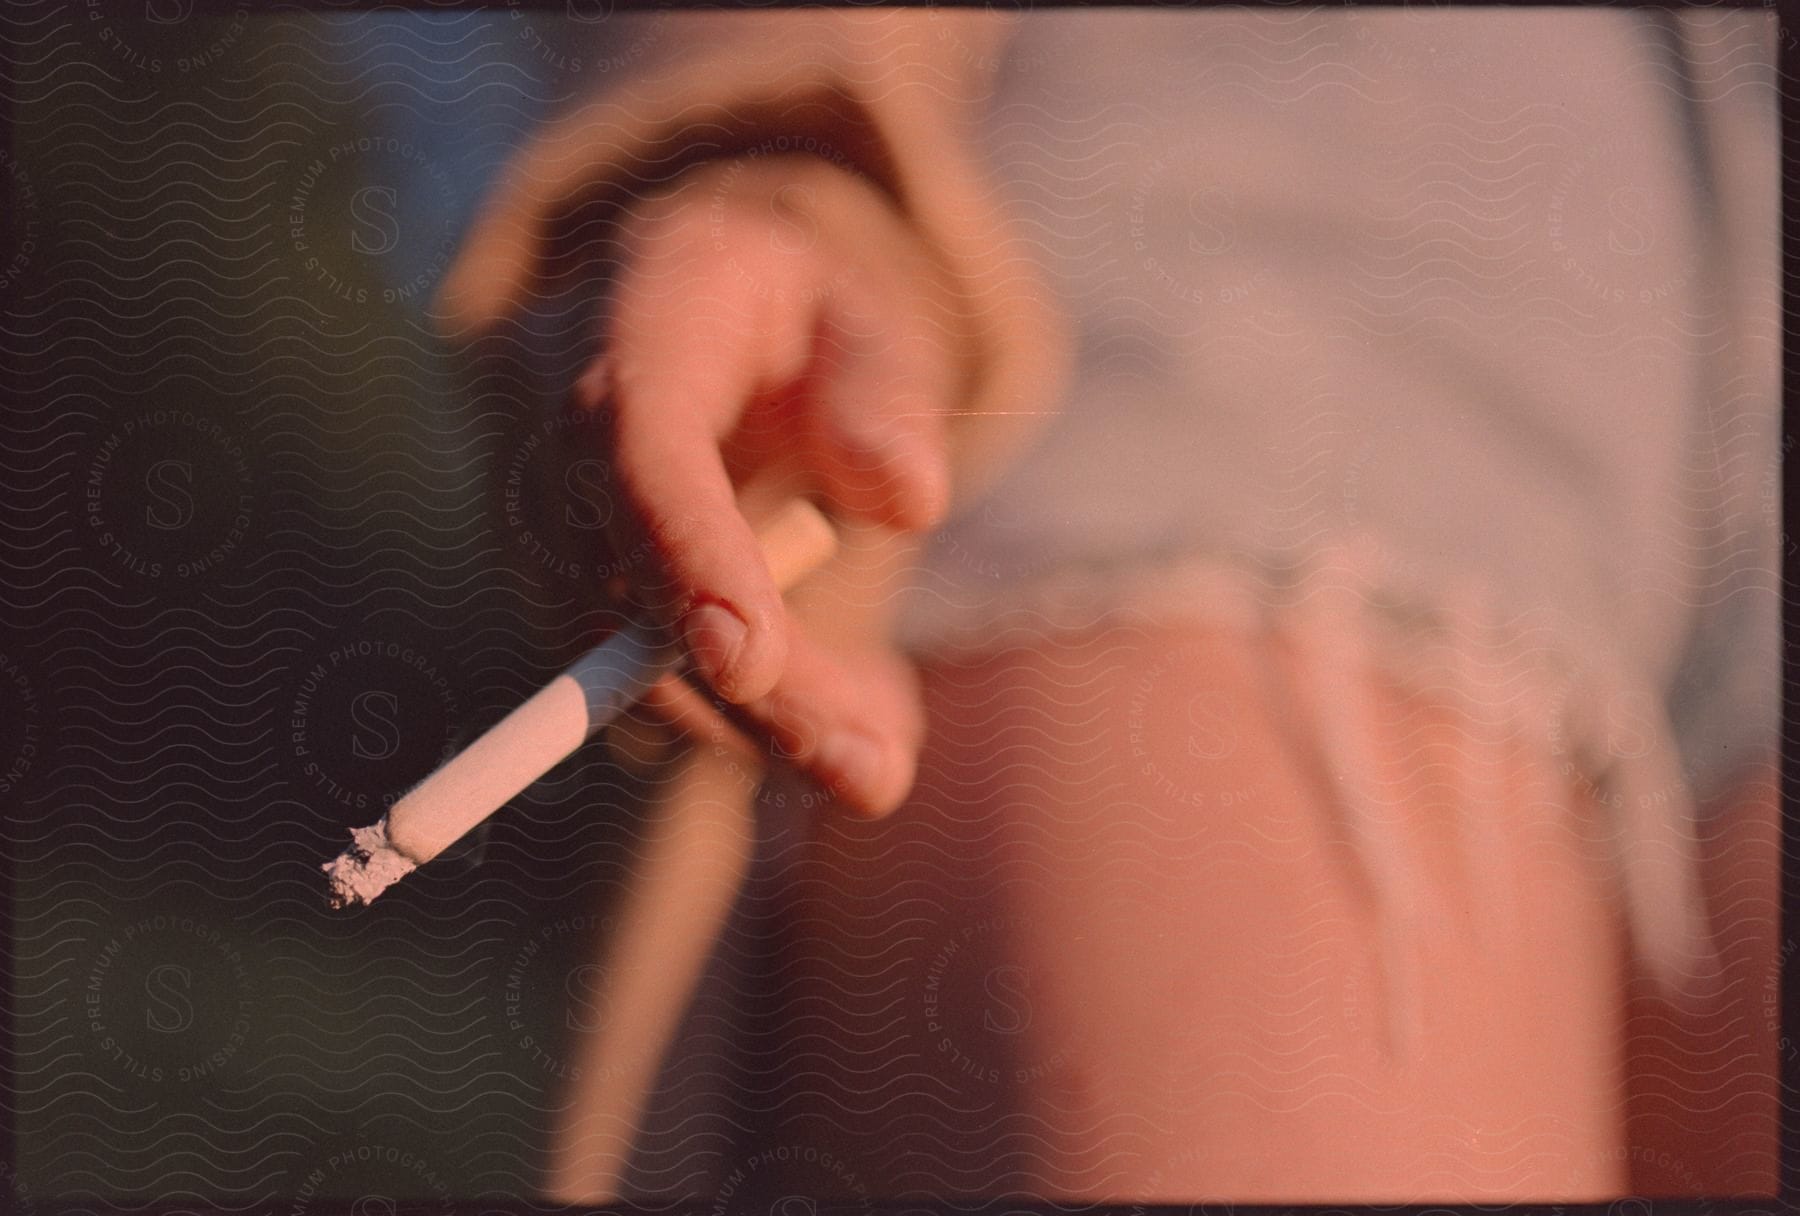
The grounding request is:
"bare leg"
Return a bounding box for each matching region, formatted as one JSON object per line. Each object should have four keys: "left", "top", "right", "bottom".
{"left": 775, "top": 618, "right": 1633, "bottom": 1201}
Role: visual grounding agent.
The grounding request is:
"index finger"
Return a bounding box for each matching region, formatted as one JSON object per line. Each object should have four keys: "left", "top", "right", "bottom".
{"left": 588, "top": 201, "right": 824, "bottom": 703}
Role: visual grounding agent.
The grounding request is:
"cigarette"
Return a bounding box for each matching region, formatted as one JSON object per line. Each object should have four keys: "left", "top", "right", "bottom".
{"left": 321, "top": 498, "right": 837, "bottom": 908}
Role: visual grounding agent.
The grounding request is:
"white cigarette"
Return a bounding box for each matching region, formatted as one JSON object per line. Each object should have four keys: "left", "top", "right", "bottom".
{"left": 322, "top": 498, "right": 837, "bottom": 908}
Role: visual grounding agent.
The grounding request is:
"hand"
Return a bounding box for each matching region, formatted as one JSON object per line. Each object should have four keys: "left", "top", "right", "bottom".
{"left": 464, "top": 153, "right": 968, "bottom": 816}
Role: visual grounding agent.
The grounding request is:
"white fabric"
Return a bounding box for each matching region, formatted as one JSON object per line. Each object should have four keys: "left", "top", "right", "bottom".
{"left": 903, "top": 9, "right": 1780, "bottom": 997}
{"left": 911, "top": 8, "right": 1779, "bottom": 811}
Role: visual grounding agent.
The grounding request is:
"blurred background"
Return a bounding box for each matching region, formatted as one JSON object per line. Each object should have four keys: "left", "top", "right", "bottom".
{"left": 1, "top": 3, "right": 1781, "bottom": 1209}
{"left": 3, "top": 6, "right": 670, "bottom": 1207}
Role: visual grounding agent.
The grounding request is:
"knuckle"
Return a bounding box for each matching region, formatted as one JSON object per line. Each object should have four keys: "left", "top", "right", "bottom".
{"left": 602, "top": 460, "right": 700, "bottom": 583}
{"left": 637, "top": 502, "right": 704, "bottom": 572}
{"left": 714, "top": 210, "right": 814, "bottom": 286}
{"left": 571, "top": 360, "right": 616, "bottom": 415}
{"left": 619, "top": 204, "right": 715, "bottom": 284}
{"left": 574, "top": 385, "right": 632, "bottom": 464}
{"left": 596, "top": 356, "right": 650, "bottom": 417}
{"left": 702, "top": 190, "right": 769, "bottom": 247}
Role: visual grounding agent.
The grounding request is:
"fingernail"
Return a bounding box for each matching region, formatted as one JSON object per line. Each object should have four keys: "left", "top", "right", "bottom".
{"left": 815, "top": 728, "right": 887, "bottom": 804}
{"left": 682, "top": 601, "right": 748, "bottom": 695}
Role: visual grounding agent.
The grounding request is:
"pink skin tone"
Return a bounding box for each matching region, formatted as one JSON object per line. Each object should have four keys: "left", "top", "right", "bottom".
{"left": 766, "top": 627, "right": 1777, "bottom": 1200}
{"left": 773, "top": 621, "right": 1633, "bottom": 1201}
{"left": 448, "top": 158, "right": 1777, "bottom": 1205}
{"left": 546, "top": 623, "right": 1776, "bottom": 1202}
{"left": 436, "top": 22, "right": 1773, "bottom": 1191}
{"left": 448, "top": 153, "right": 956, "bottom": 821}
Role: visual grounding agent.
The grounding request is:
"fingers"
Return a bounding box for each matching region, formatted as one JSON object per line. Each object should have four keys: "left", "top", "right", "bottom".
{"left": 583, "top": 206, "right": 814, "bottom": 702}
{"left": 646, "top": 608, "right": 926, "bottom": 819}
{"left": 436, "top": 101, "right": 605, "bottom": 337}
{"left": 736, "top": 619, "right": 927, "bottom": 818}
{"left": 438, "top": 95, "right": 698, "bottom": 338}
{"left": 807, "top": 278, "right": 954, "bottom": 533}
{"left": 783, "top": 164, "right": 959, "bottom": 533}
{"left": 593, "top": 159, "right": 956, "bottom": 704}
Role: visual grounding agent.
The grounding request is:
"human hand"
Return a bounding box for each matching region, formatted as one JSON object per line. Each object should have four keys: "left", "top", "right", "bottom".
{"left": 457, "top": 153, "right": 968, "bottom": 815}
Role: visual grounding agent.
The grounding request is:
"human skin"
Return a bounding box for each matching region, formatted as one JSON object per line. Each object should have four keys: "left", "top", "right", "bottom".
{"left": 767, "top": 618, "right": 1633, "bottom": 1202}
{"left": 436, "top": 9, "right": 1065, "bottom": 820}
{"left": 444, "top": 10, "right": 1773, "bottom": 1202}
{"left": 547, "top": 603, "right": 1777, "bottom": 1204}
{"left": 437, "top": 19, "right": 1057, "bottom": 1197}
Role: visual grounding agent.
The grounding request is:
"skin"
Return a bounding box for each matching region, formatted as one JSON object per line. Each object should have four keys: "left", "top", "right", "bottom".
{"left": 767, "top": 620, "right": 1633, "bottom": 1202}
{"left": 442, "top": 141, "right": 991, "bottom": 1206}
{"left": 452, "top": 152, "right": 959, "bottom": 819}
{"left": 438, "top": 15, "right": 1770, "bottom": 1200}
{"left": 434, "top": 8, "right": 1063, "bottom": 821}
{"left": 445, "top": 103, "right": 1633, "bottom": 1208}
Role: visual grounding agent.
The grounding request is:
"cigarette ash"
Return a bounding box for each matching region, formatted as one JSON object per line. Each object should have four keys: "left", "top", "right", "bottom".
{"left": 321, "top": 818, "right": 417, "bottom": 908}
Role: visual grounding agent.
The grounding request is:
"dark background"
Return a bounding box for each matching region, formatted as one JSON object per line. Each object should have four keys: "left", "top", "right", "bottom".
{"left": 2, "top": 3, "right": 1792, "bottom": 1211}
{"left": 0, "top": 5, "right": 762, "bottom": 1205}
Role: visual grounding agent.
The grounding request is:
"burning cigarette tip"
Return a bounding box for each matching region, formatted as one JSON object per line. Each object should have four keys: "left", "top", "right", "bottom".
{"left": 321, "top": 819, "right": 417, "bottom": 909}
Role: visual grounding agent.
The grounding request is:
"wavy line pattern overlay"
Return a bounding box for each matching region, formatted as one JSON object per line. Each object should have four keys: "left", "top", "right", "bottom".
{"left": 1, "top": 5, "right": 1783, "bottom": 1211}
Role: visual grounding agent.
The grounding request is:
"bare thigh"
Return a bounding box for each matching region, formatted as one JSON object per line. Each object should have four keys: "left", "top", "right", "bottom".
{"left": 770, "top": 619, "right": 1629, "bottom": 1201}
